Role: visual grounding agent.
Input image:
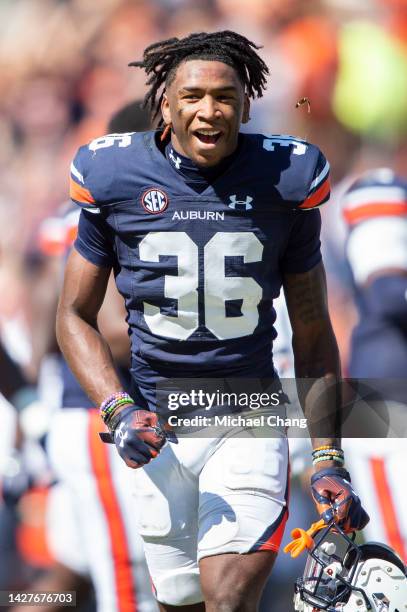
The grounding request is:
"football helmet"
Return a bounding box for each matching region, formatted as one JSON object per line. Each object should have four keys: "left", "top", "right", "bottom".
{"left": 294, "top": 522, "right": 407, "bottom": 611}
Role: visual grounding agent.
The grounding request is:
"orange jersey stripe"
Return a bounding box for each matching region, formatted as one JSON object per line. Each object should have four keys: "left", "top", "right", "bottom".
{"left": 370, "top": 457, "right": 407, "bottom": 562}
{"left": 344, "top": 202, "right": 407, "bottom": 225}
{"left": 299, "top": 177, "right": 331, "bottom": 209}
{"left": 255, "top": 461, "right": 290, "bottom": 552}
{"left": 70, "top": 177, "right": 95, "bottom": 204}
{"left": 258, "top": 507, "right": 289, "bottom": 552}
{"left": 88, "top": 411, "right": 138, "bottom": 612}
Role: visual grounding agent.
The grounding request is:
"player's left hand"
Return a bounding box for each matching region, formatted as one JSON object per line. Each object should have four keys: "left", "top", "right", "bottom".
{"left": 310, "top": 467, "right": 370, "bottom": 533}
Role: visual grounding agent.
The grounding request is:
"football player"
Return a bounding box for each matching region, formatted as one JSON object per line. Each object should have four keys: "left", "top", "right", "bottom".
{"left": 341, "top": 168, "right": 407, "bottom": 562}
{"left": 57, "top": 31, "right": 368, "bottom": 611}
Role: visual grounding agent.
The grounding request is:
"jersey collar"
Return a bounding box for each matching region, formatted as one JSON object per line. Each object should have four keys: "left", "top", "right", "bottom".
{"left": 164, "top": 138, "right": 243, "bottom": 194}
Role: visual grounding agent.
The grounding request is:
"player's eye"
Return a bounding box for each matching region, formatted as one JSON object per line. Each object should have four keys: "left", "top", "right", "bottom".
{"left": 217, "top": 94, "right": 234, "bottom": 102}
{"left": 183, "top": 94, "right": 200, "bottom": 101}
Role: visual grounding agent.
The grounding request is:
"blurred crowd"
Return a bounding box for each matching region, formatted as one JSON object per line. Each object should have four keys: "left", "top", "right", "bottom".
{"left": 0, "top": 0, "right": 407, "bottom": 610}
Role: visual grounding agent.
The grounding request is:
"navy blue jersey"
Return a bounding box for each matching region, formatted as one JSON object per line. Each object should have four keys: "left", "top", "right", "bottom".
{"left": 70, "top": 130, "right": 330, "bottom": 398}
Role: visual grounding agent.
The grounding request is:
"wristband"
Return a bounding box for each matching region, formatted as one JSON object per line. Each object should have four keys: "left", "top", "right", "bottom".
{"left": 312, "top": 455, "right": 345, "bottom": 466}
{"left": 312, "top": 445, "right": 344, "bottom": 454}
{"left": 312, "top": 447, "right": 344, "bottom": 458}
{"left": 313, "top": 448, "right": 344, "bottom": 454}
{"left": 312, "top": 449, "right": 344, "bottom": 460}
{"left": 312, "top": 446, "right": 345, "bottom": 467}
{"left": 100, "top": 392, "right": 135, "bottom": 424}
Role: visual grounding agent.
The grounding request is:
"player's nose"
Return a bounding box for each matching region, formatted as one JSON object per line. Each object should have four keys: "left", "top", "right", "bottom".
{"left": 196, "top": 95, "right": 221, "bottom": 121}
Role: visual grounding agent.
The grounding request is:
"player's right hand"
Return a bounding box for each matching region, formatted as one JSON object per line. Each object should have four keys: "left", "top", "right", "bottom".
{"left": 112, "top": 407, "right": 166, "bottom": 469}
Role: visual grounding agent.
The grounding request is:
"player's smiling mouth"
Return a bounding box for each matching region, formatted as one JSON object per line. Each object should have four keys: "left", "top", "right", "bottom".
{"left": 193, "top": 129, "right": 222, "bottom": 145}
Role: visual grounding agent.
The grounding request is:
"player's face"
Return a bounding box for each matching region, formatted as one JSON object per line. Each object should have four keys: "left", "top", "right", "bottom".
{"left": 161, "top": 60, "right": 250, "bottom": 167}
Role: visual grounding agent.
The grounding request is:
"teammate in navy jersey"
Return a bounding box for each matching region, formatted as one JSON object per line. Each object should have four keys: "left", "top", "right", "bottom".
{"left": 341, "top": 168, "right": 407, "bottom": 563}
{"left": 57, "top": 31, "right": 368, "bottom": 611}
{"left": 343, "top": 169, "right": 407, "bottom": 388}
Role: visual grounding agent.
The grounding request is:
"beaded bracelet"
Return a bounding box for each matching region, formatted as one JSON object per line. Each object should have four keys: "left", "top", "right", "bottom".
{"left": 312, "top": 449, "right": 344, "bottom": 459}
{"left": 312, "top": 452, "right": 344, "bottom": 461}
{"left": 100, "top": 392, "right": 135, "bottom": 424}
{"left": 313, "top": 454, "right": 345, "bottom": 466}
{"left": 312, "top": 445, "right": 345, "bottom": 467}
{"left": 312, "top": 446, "right": 344, "bottom": 456}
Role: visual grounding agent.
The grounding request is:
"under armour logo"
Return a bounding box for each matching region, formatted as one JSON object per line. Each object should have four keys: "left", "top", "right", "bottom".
{"left": 169, "top": 149, "right": 181, "bottom": 170}
{"left": 115, "top": 422, "right": 128, "bottom": 448}
{"left": 228, "top": 195, "right": 253, "bottom": 210}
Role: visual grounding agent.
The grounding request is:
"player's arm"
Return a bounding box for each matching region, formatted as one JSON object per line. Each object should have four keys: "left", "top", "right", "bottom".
{"left": 56, "top": 249, "right": 164, "bottom": 467}
{"left": 56, "top": 249, "right": 122, "bottom": 404}
{"left": 65, "top": 149, "right": 165, "bottom": 466}
{"left": 97, "top": 273, "right": 130, "bottom": 366}
{"left": 283, "top": 261, "right": 340, "bottom": 452}
{"left": 283, "top": 263, "right": 369, "bottom": 531}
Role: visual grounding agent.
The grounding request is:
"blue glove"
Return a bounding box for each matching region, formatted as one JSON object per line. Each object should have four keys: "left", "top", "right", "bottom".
{"left": 311, "top": 467, "right": 370, "bottom": 533}
{"left": 110, "top": 407, "right": 166, "bottom": 469}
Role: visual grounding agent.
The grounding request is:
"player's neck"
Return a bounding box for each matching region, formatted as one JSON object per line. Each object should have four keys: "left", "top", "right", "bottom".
{"left": 165, "top": 137, "right": 242, "bottom": 182}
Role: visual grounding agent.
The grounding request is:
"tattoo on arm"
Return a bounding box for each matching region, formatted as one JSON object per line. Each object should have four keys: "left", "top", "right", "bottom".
{"left": 282, "top": 262, "right": 342, "bottom": 447}
{"left": 283, "top": 265, "right": 328, "bottom": 325}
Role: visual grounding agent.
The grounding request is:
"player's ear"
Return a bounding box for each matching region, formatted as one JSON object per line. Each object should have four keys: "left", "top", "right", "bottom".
{"left": 242, "top": 94, "right": 250, "bottom": 124}
{"left": 161, "top": 91, "right": 172, "bottom": 126}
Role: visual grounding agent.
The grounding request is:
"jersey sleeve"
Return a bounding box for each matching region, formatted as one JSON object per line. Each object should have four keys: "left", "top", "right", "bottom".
{"left": 280, "top": 209, "right": 322, "bottom": 273}
{"left": 342, "top": 170, "right": 407, "bottom": 284}
{"left": 74, "top": 209, "right": 115, "bottom": 268}
{"left": 70, "top": 146, "right": 98, "bottom": 210}
{"left": 298, "top": 150, "right": 330, "bottom": 210}
{"left": 342, "top": 170, "right": 407, "bottom": 227}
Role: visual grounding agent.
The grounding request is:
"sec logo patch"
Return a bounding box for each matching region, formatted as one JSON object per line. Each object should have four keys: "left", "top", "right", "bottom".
{"left": 141, "top": 188, "right": 169, "bottom": 214}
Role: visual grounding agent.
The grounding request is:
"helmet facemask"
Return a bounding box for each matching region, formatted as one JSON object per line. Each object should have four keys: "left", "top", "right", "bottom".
{"left": 294, "top": 522, "right": 407, "bottom": 612}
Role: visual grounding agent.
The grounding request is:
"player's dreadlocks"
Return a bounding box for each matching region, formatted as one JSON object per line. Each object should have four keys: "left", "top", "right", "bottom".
{"left": 129, "top": 31, "right": 269, "bottom": 126}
